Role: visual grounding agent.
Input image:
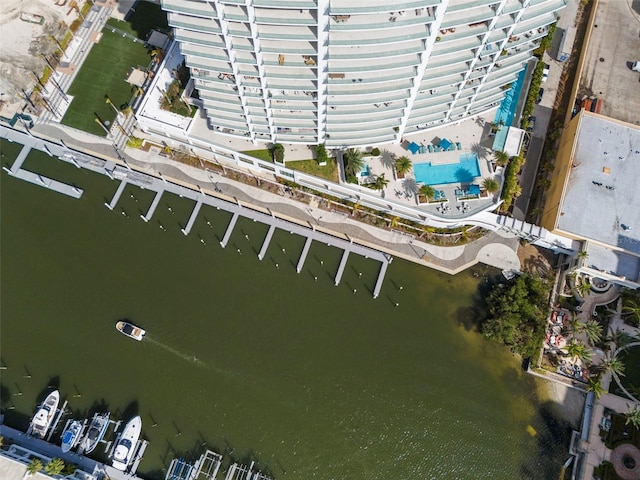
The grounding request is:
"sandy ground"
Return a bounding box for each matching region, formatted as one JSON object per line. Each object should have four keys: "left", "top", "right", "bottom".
{"left": 0, "top": 0, "right": 79, "bottom": 116}
{"left": 518, "top": 242, "right": 557, "bottom": 277}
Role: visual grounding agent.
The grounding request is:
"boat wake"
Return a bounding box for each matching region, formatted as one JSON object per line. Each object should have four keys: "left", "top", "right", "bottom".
{"left": 145, "top": 337, "right": 207, "bottom": 368}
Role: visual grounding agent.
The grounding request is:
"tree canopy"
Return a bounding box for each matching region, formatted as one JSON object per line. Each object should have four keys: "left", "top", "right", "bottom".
{"left": 343, "top": 148, "right": 365, "bottom": 181}
{"left": 481, "top": 274, "right": 551, "bottom": 358}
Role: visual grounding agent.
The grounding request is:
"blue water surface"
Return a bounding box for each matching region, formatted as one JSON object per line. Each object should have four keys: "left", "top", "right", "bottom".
{"left": 414, "top": 153, "right": 481, "bottom": 186}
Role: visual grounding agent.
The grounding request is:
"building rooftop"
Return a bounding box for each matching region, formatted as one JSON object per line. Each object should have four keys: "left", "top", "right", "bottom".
{"left": 557, "top": 112, "right": 640, "bottom": 256}
{"left": 585, "top": 242, "right": 640, "bottom": 282}
{"left": 578, "top": 0, "right": 640, "bottom": 126}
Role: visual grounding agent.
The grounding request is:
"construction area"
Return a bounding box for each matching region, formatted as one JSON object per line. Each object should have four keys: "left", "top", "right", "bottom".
{"left": 0, "top": 0, "right": 83, "bottom": 117}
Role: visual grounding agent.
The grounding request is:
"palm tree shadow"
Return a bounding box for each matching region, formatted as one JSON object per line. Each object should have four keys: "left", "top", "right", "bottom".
{"left": 402, "top": 177, "right": 418, "bottom": 194}
{"left": 471, "top": 142, "right": 491, "bottom": 161}
{"left": 379, "top": 149, "right": 396, "bottom": 170}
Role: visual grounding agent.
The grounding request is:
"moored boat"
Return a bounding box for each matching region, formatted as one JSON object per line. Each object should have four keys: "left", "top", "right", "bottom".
{"left": 61, "top": 420, "right": 83, "bottom": 453}
{"left": 116, "top": 321, "right": 146, "bottom": 341}
{"left": 78, "top": 412, "right": 110, "bottom": 454}
{"left": 112, "top": 415, "right": 142, "bottom": 471}
{"left": 30, "top": 390, "right": 60, "bottom": 439}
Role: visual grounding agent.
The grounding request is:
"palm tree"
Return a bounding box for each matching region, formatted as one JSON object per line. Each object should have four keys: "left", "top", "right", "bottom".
{"left": 493, "top": 150, "right": 510, "bottom": 167}
{"left": 584, "top": 320, "right": 603, "bottom": 345}
{"left": 568, "top": 315, "right": 582, "bottom": 335}
{"left": 150, "top": 47, "right": 165, "bottom": 64}
{"left": 373, "top": 173, "right": 390, "bottom": 192}
{"left": 343, "top": 148, "right": 365, "bottom": 178}
{"left": 566, "top": 339, "right": 592, "bottom": 364}
{"left": 104, "top": 95, "right": 119, "bottom": 115}
{"left": 622, "top": 299, "right": 640, "bottom": 326}
{"left": 418, "top": 185, "right": 435, "bottom": 202}
{"left": 625, "top": 405, "right": 640, "bottom": 429}
{"left": 577, "top": 280, "right": 592, "bottom": 298}
{"left": 577, "top": 250, "right": 589, "bottom": 259}
{"left": 44, "top": 458, "right": 65, "bottom": 476}
{"left": 482, "top": 177, "right": 500, "bottom": 193}
{"left": 586, "top": 375, "right": 605, "bottom": 398}
{"left": 394, "top": 156, "right": 413, "bottom": 178}
{"left": 608, "top": 328, "right": 635, "bottom": 352}
{"left": 26, "top": 459, "right": 43, "bottom": 476}
{"left": 390, "top": 216, "right": 400, "bottom": 228}
{"left": 602, "top": 355, "right": 625, "bottom": 377}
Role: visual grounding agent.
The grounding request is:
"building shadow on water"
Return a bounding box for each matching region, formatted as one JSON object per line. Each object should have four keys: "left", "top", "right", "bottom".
{"left": 519, "top": 401, "right": 578, "bottom": 479}
{"left": 453, "top": 268, "right": 581, "bottom": 478}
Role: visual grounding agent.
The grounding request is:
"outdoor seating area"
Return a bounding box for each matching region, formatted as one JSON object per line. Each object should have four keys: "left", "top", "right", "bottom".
{"left": 454, "top": 184, "right": 481, "bottom": 200}
{"left": 544, "top": 309, "right": 568, "bottom": 351}
{"left": 557, "top": 359, "right": 587, "bottom": 381}
{"left": 407, "top": 139, "right": 463, "bottom": 155}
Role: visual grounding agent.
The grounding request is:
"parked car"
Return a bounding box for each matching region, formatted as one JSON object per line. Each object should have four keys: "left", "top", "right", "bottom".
{"left": 632, "top": 61, "right": 640, "bottom": 72}
{"left": 542, "top": 63, "right": 550, "bottom": 82}
{"left": 536, "top": 88, "right": 544, "bottom": 104}
{"left": 526, "top": 116, "right": 536, "bottom": 132}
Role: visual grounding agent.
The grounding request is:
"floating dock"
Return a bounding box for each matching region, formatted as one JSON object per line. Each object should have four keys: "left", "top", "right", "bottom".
{"left": 258, "top": 224, "right": 276, "bottom": 260}
{"left": 181, "top": 198, "right": 203, "bottom": 235}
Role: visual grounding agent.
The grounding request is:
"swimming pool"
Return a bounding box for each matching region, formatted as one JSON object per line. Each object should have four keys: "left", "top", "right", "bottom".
{"left": 413, "top": 153, "right": 481, "bottom": 186}
{"left": 492, "top": 67, "right": 527, "bottom": 152}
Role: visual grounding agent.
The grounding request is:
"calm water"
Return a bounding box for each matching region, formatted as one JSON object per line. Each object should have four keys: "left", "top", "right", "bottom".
{"left": 0, "top": 140, "right": 566, "bottom": 479}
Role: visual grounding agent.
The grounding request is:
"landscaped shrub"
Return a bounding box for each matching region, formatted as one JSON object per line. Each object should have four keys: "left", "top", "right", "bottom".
{"left": 270, "top": 143, "right": 285, "bottom": 163}
{"left": 126, "top": 136, "right": 144, "bottom": 148}
{"left": 315, "top": 144, "right": 328, "bottom": 164}
{"left": 500, "top": 155, "right": 525, "bottom": 211}
{"left": 371, "top": 147, "right": 380, "bottom": 156}
{"left": 160, "top": 63, "right": 194, "bottom": 117}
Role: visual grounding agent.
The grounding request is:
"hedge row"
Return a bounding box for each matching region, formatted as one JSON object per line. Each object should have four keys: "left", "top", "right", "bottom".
{"left": 500, "top": 155, "right": 525, "bottom": 211}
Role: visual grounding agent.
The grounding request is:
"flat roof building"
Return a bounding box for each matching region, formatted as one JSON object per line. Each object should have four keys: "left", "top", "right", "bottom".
{"left": 542, "top": 110, "right": 640, "bottom": 288}
{"left": 160, "top": 0, "right": 565, "bottom": 147}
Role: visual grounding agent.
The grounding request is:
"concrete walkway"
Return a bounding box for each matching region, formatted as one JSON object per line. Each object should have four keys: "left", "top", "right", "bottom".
{"left": 11, "top": 122, "right": 523, "bottom": 275}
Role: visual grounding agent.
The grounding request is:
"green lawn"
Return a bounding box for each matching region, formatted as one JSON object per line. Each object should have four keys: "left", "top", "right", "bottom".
{"left": 62, "top": 29, "right": 151, "bottom": 136}
{"left": 106, "top": 2, "right": 169, "bottom": 39}
{"left": 286, "top": 158, "right": 339, "bottom": 182}
{"left": 242, "top": 149, "right": 273, "bottom": 162}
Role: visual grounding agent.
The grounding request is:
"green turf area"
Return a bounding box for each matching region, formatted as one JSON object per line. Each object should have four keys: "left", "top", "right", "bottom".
{"left": 242, "top": 149, "right": 273, "bottom": 162}
{"left": 286, "top": 158, "right": 339, "bottom": 182}
{"left": 106, "top": 2, "right": 169, "bottom": 39}
{"left": 62, "top": 29, "right": 151, "bottom": 136}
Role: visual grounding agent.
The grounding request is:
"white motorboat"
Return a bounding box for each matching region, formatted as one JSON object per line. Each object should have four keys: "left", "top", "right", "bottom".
{"left": 112, "top": 415, "right": 142, "bottom": 471}
{"left": 29, "top": 390, "right": 59, "bottom": 439}
{"left": 78, "top": 412, "right": 110, "bottom": 454}
{"left": 116, "top": 321, "right": 146, "bottom": 341}
{"left": 61, "top": 420, "right": 83, "bottom": 453}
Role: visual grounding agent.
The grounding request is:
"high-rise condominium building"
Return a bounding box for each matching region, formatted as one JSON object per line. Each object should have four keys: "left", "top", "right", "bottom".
{"left": 161, "top": 0, "right": 565, "bottom": 147}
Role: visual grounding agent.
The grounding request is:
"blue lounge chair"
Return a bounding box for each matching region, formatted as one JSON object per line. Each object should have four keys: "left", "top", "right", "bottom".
{"left": 427, "top": 144, "right": 433, "bottom": 153}
{"left": 455, "top": 189, "right": 463, "bottom": 196}
{"left": 456, "top": 142, "right": 462, "bottom": 150}
{"left": 419, "top": 145, "right": 427, "bottom": 154}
